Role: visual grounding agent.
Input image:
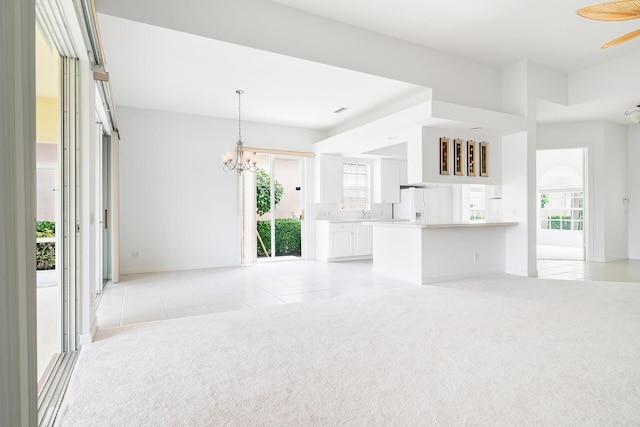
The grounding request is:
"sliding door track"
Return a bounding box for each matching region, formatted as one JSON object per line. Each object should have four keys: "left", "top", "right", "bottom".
{"left": 38, "top": 350, "right": 80, "bottom": 426}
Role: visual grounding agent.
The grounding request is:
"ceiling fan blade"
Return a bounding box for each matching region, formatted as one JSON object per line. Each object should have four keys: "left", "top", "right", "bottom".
{"left": 577, "top": 0, "right": 640, "bottom": 21}
{"left": 601, "top": 28, "right": 640, "bottom": 47}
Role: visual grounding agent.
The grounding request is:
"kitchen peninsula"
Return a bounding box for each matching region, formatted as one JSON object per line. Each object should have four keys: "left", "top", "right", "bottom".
{"left": 364, "top": 220, "right": 518, "bottom": 284}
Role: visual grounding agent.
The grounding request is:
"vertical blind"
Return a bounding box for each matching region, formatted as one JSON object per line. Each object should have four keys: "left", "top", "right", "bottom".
{"left": 342, "top": 162, "right": 369, "bottom": 210}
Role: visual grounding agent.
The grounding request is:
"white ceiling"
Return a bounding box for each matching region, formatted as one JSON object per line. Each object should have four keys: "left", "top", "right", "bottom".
{"left": 95, "top": 0, "right": 640, "bottom": 137}
{"left": 269, "top": 0, "right": 640, "bottom": 73}
{"left": 97, "top": 14, "right": 423, "bottom": 130}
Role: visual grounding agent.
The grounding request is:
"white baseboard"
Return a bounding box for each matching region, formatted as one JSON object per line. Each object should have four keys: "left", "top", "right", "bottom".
{"left": 421, "top": 270, "right": 504, "bottom": 284}
{"left": 79, "top": 322, "right": 98, "bottom": 345}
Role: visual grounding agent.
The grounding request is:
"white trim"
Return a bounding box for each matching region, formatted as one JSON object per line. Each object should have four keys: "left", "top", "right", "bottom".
{"left": 78, "top": 324, "right": 97, "bottom": 345}
{"left": 36, "top": 162, "right": 58, "bottom": 170}
{"left": 77, "top": 58, "right": 98, "bottom": 348}
{"left": 243, "top": 146, "right": 314, "bottom": 157}
{"left": 36, "top": 0, "right": 79, "bottom": 57}
{"left": 95, "top": 84, "right": 112, "bottom": 135}
{"left": 60, "top": 56, "right": 80, "bottom": 352}
{"left": 111, "top": 134, "right": 120, "bottom": 283}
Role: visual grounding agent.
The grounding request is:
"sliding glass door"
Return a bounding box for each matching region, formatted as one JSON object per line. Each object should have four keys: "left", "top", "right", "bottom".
{"left": 247, "top": 154, "right": 304, "bottom": 263}
{"left": 35, "top": 24, "right": 62, "bottom": 384}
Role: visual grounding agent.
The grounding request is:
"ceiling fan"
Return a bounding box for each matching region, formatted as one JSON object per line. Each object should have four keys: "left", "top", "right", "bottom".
{"left": 577, "top": 0, "right": 640, "bottom": 48}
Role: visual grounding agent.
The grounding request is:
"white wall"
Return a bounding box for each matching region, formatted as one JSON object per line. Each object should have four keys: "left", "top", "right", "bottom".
{"left": 256, "top": 157, "right": 302, "bottom": 221}
{"left": 569, "top": 51, "right": 640, "bottom": 105}
{"left": 537, "top": 121, "right": 628, "bottom": 261}
{"left": 629, "top": 126, "right": 640, "bottom": 259}
{"left": 603, "top": 123, "right": 629, "bottom": 261}
{"left": 117, "top": 106, "right": 322, "bottom": 274}
{"left": 502, "top": 132, "right": 533, "bottom": 276}
{"left": 416, "top": 126, "right": 502, "bottom": 185}
{"left": 537, "top": 148, "right": 583, "bottom": 190}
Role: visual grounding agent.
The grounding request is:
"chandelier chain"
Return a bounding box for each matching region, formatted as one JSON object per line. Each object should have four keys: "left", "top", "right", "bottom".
{"left": 236, "top": 89, "right": 243, "bottom": 142}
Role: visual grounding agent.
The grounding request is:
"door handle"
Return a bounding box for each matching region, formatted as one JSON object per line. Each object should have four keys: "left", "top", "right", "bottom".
{"left": 104, "top": 209, "right": 108, "bottom": 230}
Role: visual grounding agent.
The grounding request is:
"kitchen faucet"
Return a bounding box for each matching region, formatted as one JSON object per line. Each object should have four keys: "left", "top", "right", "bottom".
{"left": 361, "top": 209, "right": 371, "bottom": 219}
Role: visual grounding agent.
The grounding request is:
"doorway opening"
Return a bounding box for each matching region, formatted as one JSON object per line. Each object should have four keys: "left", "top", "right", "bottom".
{"left": 255, "top": 155, "right": 304, "bottom": 262}
{"left": 536, "top": 148, "right": 586, "bottom": 261}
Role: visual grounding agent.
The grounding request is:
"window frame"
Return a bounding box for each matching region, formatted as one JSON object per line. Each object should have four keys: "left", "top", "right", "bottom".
{"left": 538, "top": 189, "right": 584, "bottom": 231}
{"left": 341, "top": 159, "right": 371, "bottom": 211}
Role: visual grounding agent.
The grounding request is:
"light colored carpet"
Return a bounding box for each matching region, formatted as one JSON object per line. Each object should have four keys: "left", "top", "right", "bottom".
{"left": 56, "top": 275, "right": 640, "bottom": 426}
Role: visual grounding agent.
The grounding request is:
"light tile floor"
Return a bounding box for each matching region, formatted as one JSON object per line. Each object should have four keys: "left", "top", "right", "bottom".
{"left": 96, "top": 260, "right": 413, "bottom": 328}
{"left": 537, "top": 258, "right": 640, "bottom": 282}
{"left": 96, "top": 258, "right": 640, "bottom": 329}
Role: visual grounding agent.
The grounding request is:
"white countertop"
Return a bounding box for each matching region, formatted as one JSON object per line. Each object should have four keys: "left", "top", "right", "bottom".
{"left": 315, "top": 218, "right": 403, "bottom": 223}
{"left": 362, "top": 220, "right": 519, "bottom": 228}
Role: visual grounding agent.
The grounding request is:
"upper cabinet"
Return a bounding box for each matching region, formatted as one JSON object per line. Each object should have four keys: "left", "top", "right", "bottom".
{"left": 399, "top": 159, "right": 408, "bottom": 186}
{"left": 373, "top": 158, "right": 405, "bottom": 204}
{"left": 315, "top": 153, "right": 343, "bottom": 203}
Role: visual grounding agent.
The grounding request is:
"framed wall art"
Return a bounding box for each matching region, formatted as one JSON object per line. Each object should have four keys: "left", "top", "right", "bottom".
{"left": 480, "top": 142, "right": 489, "bottom": 177}
{"left": 439, "top": 137, "right": 450, "bottom": 175}
{"left": 454, "top": 139, "right": 464, "bottom": 176}
{"left": 467, "top": 140, "right": 477, "bottom": 176}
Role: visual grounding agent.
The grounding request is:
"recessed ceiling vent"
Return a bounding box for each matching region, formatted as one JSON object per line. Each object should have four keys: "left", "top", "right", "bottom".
{"left": 333, "top": 107, "right": 349, "bottom": 114}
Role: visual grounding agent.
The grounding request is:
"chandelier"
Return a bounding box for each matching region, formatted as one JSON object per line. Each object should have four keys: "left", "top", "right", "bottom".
{"left": 625, "top": 104, "right": 640, "bottom": 124}
{"left": 222, "top": 90, "right": 257, "bottom": 174}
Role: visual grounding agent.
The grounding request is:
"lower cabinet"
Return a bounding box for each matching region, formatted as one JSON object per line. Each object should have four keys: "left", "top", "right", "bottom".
{"left": 316, "top": 221, "right": 373, "bottom": 261}
{"left": 353, "top": 223, "right": 372, "bottom": 256}
{"left": 330, "top": 231, "right": 353, "bottom": 258}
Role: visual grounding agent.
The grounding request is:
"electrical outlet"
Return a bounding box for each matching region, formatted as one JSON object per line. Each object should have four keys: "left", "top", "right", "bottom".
{"left": 131, "top": 251, "right": 139, "bottom": 258}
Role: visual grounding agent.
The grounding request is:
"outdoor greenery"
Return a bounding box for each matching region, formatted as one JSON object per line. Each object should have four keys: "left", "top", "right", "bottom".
{"left": 36, "top": 221, "right": 56, "bottom": 270}
{"left": 548, "top": 215, "right": 572, "bottom": 230}
{"left": 540, "top": 193, "right": 549, "bottom": 208}
{"left": 257, "top": 218, "right": 301, "bottom": 257}
{"left": 256, "top": 167, "right": 300, "bottom": 257}
{"left": 256, "top": 168, "right": 284, "bottom": 217}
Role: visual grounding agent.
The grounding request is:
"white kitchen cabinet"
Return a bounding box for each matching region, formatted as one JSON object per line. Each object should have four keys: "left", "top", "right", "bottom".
{"left": 315, "top": 154, "right": 343, "bottom": 203}
{"left": 353, "top": 223, "right": 372, "bottom": 255}
{"left": 399, "top": 160, "right": 408, "bottom": 185}
{"left": 316, "top": 221, "right": 373, "bottom": 261}
{"left": 330, "top": 231, "right": 353, "bottom": 258}
{"left": 374, "top": 158, "right": 401, "bottom": 204}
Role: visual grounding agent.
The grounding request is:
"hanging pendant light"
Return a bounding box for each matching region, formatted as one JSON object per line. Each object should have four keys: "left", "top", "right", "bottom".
{"left": 222, "top": 90, "right": 257, "bottom": 174}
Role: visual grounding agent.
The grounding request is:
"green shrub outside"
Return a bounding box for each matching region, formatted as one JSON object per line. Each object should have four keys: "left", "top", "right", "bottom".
{"left": 36, "top": 221, "right": 56, "bottom": 270}
{"left": 257, "top": 218, "right": 301, "bottom": 257}
{"left": 549, "top": 215, "right": 571, "bottom": 230}
{"left": 37, "top": 221, "right": 55, "bottom": 236}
